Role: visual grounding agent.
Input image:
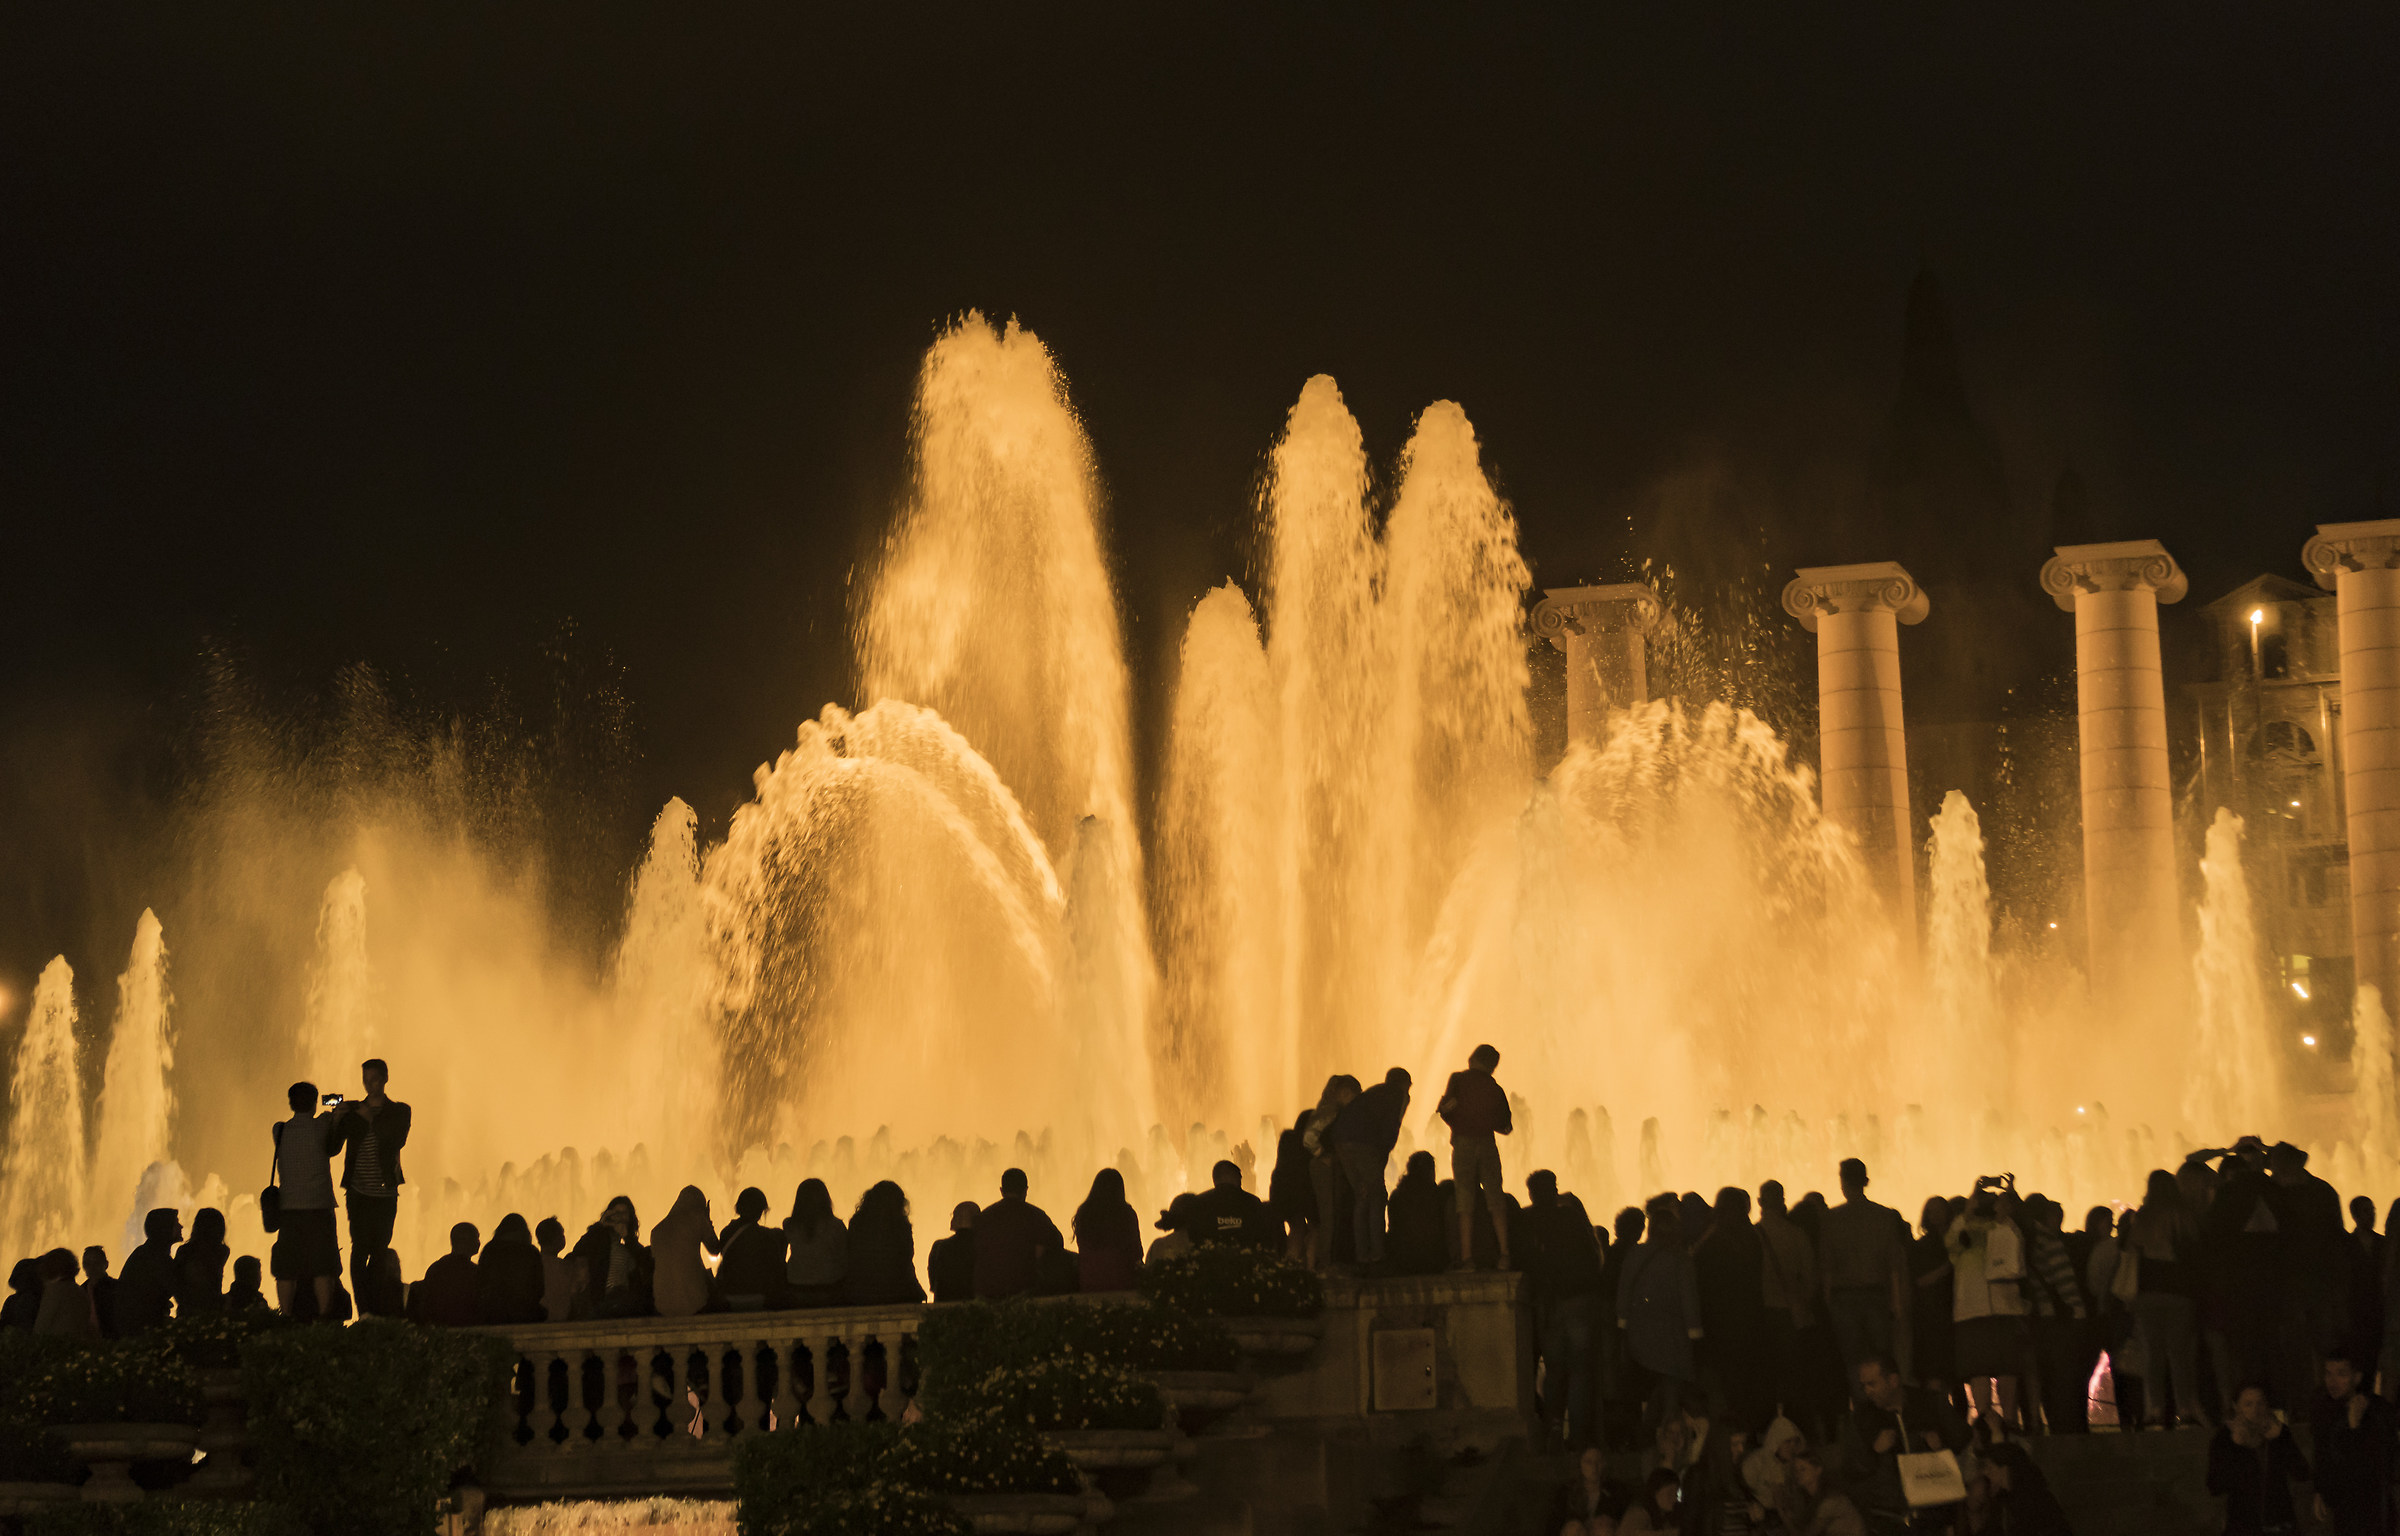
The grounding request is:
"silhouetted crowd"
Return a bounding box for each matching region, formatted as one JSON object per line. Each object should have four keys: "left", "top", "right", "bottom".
{"left": 15, "top": 1050, "right": 2400, "bottom": 1531}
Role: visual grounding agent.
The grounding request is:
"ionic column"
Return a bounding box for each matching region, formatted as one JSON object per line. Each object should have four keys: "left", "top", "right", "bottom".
{"left": 1532, "top": 583, "right": 1662, "bottom": 749}
{"left": 1781, "top": 562, "right": 1929, "bottom": 945}
{"left": 2040, "top": 540, "right": 2188, "bottom": 1011}
{"left": 2304, "top": 519, "right": 2400, "bottom": 1010}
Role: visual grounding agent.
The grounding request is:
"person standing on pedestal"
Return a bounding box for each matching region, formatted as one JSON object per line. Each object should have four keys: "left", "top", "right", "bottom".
{"left": 329, "top": 1058, "right": 411, "bottom": 1317}
{"left": 1437, "top": 1044, "right": 1513, "bottom": 1272}
{"left": 1329, "top": 1068, "right": 1410, "bottom": 1272}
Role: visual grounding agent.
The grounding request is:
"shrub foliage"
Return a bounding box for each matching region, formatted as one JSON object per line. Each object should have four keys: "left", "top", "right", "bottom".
{"left": 1136, "top": 1243, "right": 1325, "bottom": 1318}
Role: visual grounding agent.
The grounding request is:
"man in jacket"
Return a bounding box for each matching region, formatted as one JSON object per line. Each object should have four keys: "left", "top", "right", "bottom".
{"left": 1838, "top": 1355, "right": 1970, "bottom": 1531}
{"left": 328, "top": 1058, "right": 412, "bottom": 1318}
{"left": 114, "top": 1208, "right": 181, "bottom": 1335}
{"left": 2309, "top": 1354, "right": 2396, "bottom": 1535}
{"left": 1188, "top": 1160, "right": 1278, "bottom": 1249}
{"left": 1521, "top": 1169, "right": 1604, "bottom": 1449}
{"left": 1437, "top": 1045, "right": 1514, "bottom": 1272}
{"left": 1328, "top": 1068, "right": 1411, "bottom": 1270}
{"left": 973, "top": 1168, "right": 1065, "bottom": 1299}
{"left": 1818, "top": 1158, "right": 1910, "bottom": 1395}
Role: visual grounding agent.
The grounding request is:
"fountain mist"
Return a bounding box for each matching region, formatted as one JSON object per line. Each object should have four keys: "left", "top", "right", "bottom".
{"left": 88, "top": 910, "right": 175, "bottom": 1240}
{"left": 1, "top": 959, "right": 86, "bottom": 1261}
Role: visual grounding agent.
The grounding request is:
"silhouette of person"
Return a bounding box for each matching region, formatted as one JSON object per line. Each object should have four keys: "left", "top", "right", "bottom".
{"left": 1074, "top": 1169, "right": 1143, "bottom": 1291}
{"left": 476, "top": 1213, "right": 547, "bottom": 1325}
{"left": 1328, "top": 1068, "right": 1411, "bottom": 1269}
{"left": 80, "top": 1247, "right": 119, "bottom": 1338}
{"left": 573, "top": 1196, "right": 653, "bottom": 1318}
{"left": 846, "top": 1181, "right": 926, "bottom": 1306}
{"left": 175, "top": 1208, "right": 229, "bottom": 1319}
{"left": 1188, "top": 1160, "right": 1277, "bottom": 1250}
{"left": 717, "top": 1188, "right": 789, "bottom": 1311}
{"left": 409, "top": 1223, "right": 482, "bottom": 1326}
{"left": 972, "top": 1168, "right": 1063, "bottom": 1300}
{"left": 32, "top": 1249, "right": 94, "bottom": 1338}
{"left": 270, "top": 1081, "right": 342, "bottom": 1319}
{"left": 535, "top": 1217, "right": 578, "bottom": 1321}
{"left": 0, "top": 1260, "right": 40, "bottom": 1331}
{"left": 226, "top": 1254, "right": 269, "bottom": 1313}
{"left": 1437, "top": 1044, "right": 1514, "bottom": 1271}
{"left": 928, "top": 1202, "right": 978, "bottom": 1303}
{"left": 328, "top": 1059, "right": 411, "bottom": 1317}
{"left": 782, "top": 1180, "right": 848, "bottom": 1308}
{"left": 116, "top": 1207, "right": 183, "bottom": 1334}
{"left": 651, "top": 1186, "right": 722, "bottom": 1319}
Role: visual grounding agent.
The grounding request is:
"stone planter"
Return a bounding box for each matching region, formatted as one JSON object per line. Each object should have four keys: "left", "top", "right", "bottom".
{"left": 0, "top": 1481, "right": 81, "bottom": 1516}
{"left": 186, "top": 1368, "right": 252, "bottom": 1495}
{"left": 1222, "top": 1315, "right": 1322, "bottom": 1359}
{"left": 52, "top": 1424, "right": 199, "bottom": 1504}
{"left": 1042, "top": 1428, "right": 1176, "bottom": 1503}
{"left": 1146, "top": 1370, "right": 1249, "bottom": 1435}
{"left": 947, "top": 1491, "right": 1096, "bottom": 1534}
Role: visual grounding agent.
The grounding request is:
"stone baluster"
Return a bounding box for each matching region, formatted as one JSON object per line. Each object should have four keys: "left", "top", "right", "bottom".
{"left": 560, "top": 1349, "right": 597, "bottom": 1448}
{"left": 2305, "top": 519, "right": 2400, "bottom": 1013}
{"left": 525, "top": 1350, "right": 562, "bottom": 1450}
{"left": 842, "top": 1328, "right": 876, "bottom": 1421}
{"left": 593, "top": 1349, "right": 630, "bottom": 1446}
{"left": 662, "top": 1346, "right": 698, "bottom": 1443}
{"left": 877, "top": 1326, "right": 912, "bottom": 1421}
{"left": 804, "top": 1333, "right": 835, "bottom": 1426}
{"left": 770, "top": 1337, "right": 803, "bottom": 1433}
{"left": 2039, "top": 539, "right": 2189, "bottom": 1015}
{"left": 1781, "top": 561, "right": 1929, "bottom": 952}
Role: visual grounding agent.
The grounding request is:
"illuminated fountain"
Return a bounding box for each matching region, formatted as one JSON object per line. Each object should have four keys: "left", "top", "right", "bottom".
{"left": 0, "top": 312, "right": 2375, "bottom": 1276}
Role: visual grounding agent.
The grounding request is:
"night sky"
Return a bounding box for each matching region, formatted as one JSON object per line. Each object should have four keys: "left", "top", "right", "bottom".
{"left": 3, "top": 4, "right": 2395, "bottom": 986}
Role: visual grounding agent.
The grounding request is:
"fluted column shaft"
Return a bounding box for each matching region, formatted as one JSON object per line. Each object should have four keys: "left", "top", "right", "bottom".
{"left": 2306, "top": 520, "right": 2400, "bottom": 1011}
{"left": 2042, "top": 540, "right": 2187, "bottom": 1011}
{"left": 1782, "top": 562, "right": 1928, "bottom": 948}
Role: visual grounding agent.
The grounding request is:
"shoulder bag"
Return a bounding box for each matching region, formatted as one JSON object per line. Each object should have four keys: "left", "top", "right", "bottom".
{"left": 260, "top": 1131, "right": 283, "bottom": 1234}
{"left": 1894, "top": 1407, "right": 1968, "bottom": 1508}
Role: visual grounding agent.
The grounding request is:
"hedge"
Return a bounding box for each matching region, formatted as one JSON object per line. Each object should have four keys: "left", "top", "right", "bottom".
{"left": 732, "top": 1412, "right": 1077, "bottom": 1534}
{"left": 1136, "top": 1243, "right": 1325, "bottom": 1318}
{"left": 0, "top": 1334, "right": 201, "bottom": 1426}
{"left": 242, "top": 1320, "right": 516, "bottom": 1536}
{"left": 20, "top": 1506, "right": 308, "bottom": 1536}
{"left": 914, "top": 1298, "right": 1235, "bottom": 1417}
{"left": 958, "top": 1355, "right": 1162, "bottom": 1432}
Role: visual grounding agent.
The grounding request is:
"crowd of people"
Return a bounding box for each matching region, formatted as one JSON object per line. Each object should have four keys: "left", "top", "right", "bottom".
{"left": 13, "top": 1047, "right": 2400, "bottom": 1530}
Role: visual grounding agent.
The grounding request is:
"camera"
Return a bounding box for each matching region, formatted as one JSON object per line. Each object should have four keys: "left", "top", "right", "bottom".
{"left": 321, "top": 1092, "right": 345, "bottom": 1109}
{"left": 1972, "top": 1173, "right": 2013, "bottom": 1193}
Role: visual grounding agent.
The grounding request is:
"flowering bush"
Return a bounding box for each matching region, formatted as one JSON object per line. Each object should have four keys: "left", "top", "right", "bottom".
{"left": 914, "top": 1299, "right": 1236, "bottom": 1416}
{"left": 242, "top": 1318, "right": 516, "bottom": 1536}
{"left": 770, "top": 1484, "right": 970, "bottom": 1536}
{"left": 734, "top": 1420, "right": 900, "bottom": 1531}
{"left": 20, "top": 1505, "right": 307, "bottom": 1536}
{"left": 151, "top": 1310, "right": 293, "bottom": 1372}
{"left": 960, "top": 1355, "right": 1163, "bottom": 1433}
{"left": 0, "top": 1335, "right": 202, "bottom": 1426}
{"left": 879, "top": 1412, "right": 1080, "bottom": 1495}
{"left": 1137, "top": 1243, "right": 1324, "bottom": 1318}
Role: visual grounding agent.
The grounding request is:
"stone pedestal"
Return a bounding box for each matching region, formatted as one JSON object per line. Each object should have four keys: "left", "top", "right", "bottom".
{"left": 2040, "top": 540, "right": 2188, "bottom": 1012}
{"left": 1531, "top": 584, "right": 1661, "bottom": 749}
{"left": 1781, "top": 562, "right": 1929, "bottom": 944}
{"left": 2305, "top": 520, "right": 2400, "bottom": 1012}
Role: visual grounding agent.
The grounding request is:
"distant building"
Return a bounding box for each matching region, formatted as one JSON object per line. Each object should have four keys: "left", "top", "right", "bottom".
{"left": 2188, "top": 573, "right": 2350, "bottom": 1041}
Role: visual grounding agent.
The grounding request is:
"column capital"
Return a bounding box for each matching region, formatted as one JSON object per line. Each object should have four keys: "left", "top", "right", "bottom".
{"left": 1779, "top": 562, "right": 1929, "bottom": 634}
{"left": 2039, "top": 539, "right": 2187, "bottom": 613}
{"left": 2302, "top": 518, "right": 2400, "bottom": 592}
{"left": 1532, "top": 583, "right": 1661, "bottom": 654}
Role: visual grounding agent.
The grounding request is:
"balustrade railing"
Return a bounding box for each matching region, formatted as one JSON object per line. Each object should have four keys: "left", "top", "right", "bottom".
{"left": 473, "top": 1303, "right": 925, "bottom": 1498}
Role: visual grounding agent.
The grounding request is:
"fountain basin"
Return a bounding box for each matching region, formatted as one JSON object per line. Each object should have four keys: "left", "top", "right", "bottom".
{"left": 53, "top": 1424, "right": 198, "bottom": 1504}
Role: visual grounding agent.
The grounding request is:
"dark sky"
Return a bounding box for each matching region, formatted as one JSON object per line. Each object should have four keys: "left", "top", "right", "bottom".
{"left": 2, "top": 4, "right": 2395, "bottom": 977}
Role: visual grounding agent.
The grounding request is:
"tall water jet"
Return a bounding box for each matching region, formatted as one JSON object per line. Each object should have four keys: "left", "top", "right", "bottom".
{"left": 861, "top": 313, "right": 1151, "bottom": 1131}
{"left": 89, "top": 910, "right": 176, "bottom": 1239}
{"left": 1379, "top": 401, "right": 1533, "bottom": 955}
{"left": 2186, "top": 809, "right": 2279, "bottom": 1135}
{"left": 618, "top": 799, "right": 717, "bottom": 1175}
{"left": 1262, "top": 376, "right": 1384, "bottom": 1075}
{"left": 1158, "top": 582, "right": 1286, "bottom": 1123}
{"left": 300, "top": 867, "right": 374, "bottom": 1086}
{"left": 1, "top": 959, "right": 87, "bottom": 1259}
{"left": 1923, "top": 793, "right": 1999, "bottom": 1117}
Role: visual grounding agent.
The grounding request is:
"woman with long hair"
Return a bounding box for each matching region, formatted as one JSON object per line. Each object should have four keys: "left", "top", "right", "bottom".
{"left": 650, "top": 1186, "right": 723, "bottom": 1319}
{"left": 2131, "top": 1166, "right": 2209, "bottom": 1428}
{"left": 1269, "top": 1108, "right": 1317, "bottom": 1264}
{"left": 174, "top": 1208, "right": 231, "bottom": 1319}
{"left": 846, "top": 1181, "right": 925, "bottom": 1305}
{"left": 571, "top": 1194, "right": 653, "bottom": 1318}
{"left": 783, "top": 1178, "right": 848, "bottom": 1308}
{"left": 1074, "top": 1168, "right": 1143, "bottom": 1292}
